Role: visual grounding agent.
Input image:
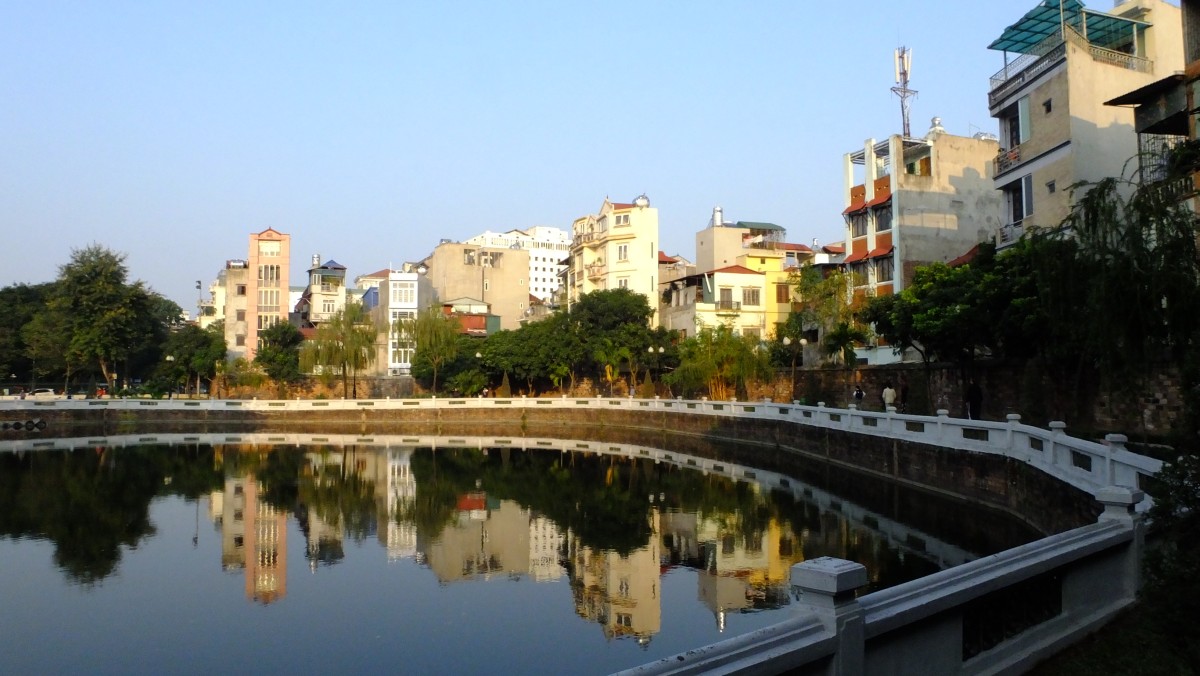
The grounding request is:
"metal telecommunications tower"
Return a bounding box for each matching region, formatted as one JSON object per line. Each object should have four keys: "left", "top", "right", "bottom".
{"left": 891, "top": 47, "right": 917, "bottom": 138}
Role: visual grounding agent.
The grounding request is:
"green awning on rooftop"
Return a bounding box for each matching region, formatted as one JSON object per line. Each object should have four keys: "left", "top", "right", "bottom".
{"left": 989, "top": 0, "right": 1148, "bottom": 54}
{"left": 735, "top": 221, "right": 784, "bottom": 231}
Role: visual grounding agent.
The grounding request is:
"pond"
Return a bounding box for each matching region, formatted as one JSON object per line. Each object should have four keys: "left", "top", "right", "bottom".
{"left": 0, "top": 434, "right": 1043, "bottom": 674}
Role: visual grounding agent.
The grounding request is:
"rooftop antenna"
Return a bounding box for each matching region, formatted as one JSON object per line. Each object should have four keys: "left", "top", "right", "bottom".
{"left": 891, "top": 46, "right": 917, "bottom": 138}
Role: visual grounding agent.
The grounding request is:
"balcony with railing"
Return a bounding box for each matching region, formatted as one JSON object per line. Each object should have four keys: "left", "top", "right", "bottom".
{"left": 714, "top": 300, "right": 741, "bottom": 315}
{"left": 997, "top": 221, "right": 1025, "bottom": 249}
{"left": 989, "top": 25, "right": 1151, "bottom": 108}
{"left": 585, "top": 262, "right": 606, "bottom": 281}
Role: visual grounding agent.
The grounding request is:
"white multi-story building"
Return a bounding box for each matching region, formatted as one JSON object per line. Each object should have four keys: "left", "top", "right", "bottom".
{"left": 356, "top": 264, "right": 433, "bottom": 376}
{"left": 464, "top": 227, "right": 571, "bottom": 302}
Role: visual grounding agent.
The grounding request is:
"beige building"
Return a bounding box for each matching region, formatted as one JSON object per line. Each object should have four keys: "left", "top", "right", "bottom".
{"left": 987, "top": 0, "right": 1184, "bottom": 245}
{"left": 843, "top": 121, "right": 1002, "bottom": 301}
{"left": 423, "top": 241, "right": 530, "bottom": 331}
{"left": 464, "top": 226, "right": 571, "bottom": 301}
{"left": 661, "top": 265, "right": 770, "bottom": 340}
{"left": 567, "top": 195, "right": 661, "bottom": 326}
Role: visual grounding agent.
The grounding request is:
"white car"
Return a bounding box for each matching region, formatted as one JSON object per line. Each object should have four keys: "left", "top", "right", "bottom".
{"left": 26, "top": 388, "right": 62, "bottom": 399}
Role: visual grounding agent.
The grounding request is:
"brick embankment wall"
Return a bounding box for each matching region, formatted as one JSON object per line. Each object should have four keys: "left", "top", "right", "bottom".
{"left": 2, "top": 404, "right": 1097, "bottom": 536}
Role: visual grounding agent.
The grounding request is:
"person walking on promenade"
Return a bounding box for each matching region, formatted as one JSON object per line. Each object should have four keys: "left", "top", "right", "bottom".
{"left": 853, "top": 385, "right": 865, "bottom": 407}
{"left": 966, "top": 378, "right": 983, "bottom": 420}
{"left": 882, "top": 382, "right": 897, "bottom": 410}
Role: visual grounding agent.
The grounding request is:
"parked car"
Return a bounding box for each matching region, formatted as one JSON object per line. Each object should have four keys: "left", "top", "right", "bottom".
{"left": 27, "top": 388, "right": 61, "bottom": 399}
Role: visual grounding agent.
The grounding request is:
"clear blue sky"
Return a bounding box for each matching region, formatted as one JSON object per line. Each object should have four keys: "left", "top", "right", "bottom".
{"left": 2, "top": 1, "right": 1064, "bottom": 312}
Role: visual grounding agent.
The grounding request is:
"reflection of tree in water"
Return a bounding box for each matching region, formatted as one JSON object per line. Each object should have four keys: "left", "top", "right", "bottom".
{"left": 0, "top": 446, "right": 222, "bottom": 584}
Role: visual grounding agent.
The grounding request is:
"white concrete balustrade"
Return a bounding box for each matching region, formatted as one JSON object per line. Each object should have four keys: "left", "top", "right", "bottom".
{"left": 1, "top": 396, "right": 1161, "bottom": 509}
{"left": 1, "top": 396, "right": 1160, "bottom": 674}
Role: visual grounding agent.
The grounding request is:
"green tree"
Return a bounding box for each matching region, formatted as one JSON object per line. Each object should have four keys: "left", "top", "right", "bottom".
{"left": 255, "top": 321, "right": 304, "bottom": 384}
{"left": 791, "top": 267, "right": 868, "bottom": 365}
{"left": 0, "top": 283, "right": 52, "bottom": 386}
{"left": 666, "top": 325, "right": 772, "bottom": 400}
{"left": 402, "top": 308, "right": 461, "bottom": 394}
{"left": 301, "top": 303, "right": 379, "bottom": 398}
{"left": 162, "top": 323, "right": 227, "bottom": 395}
{"left": 48, "top": 246, "right": 165, "bottom": 389}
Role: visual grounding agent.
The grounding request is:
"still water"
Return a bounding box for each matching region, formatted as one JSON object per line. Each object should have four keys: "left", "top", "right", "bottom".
{"left": 0, "top": 435, "right": 1041, "bottom": 675}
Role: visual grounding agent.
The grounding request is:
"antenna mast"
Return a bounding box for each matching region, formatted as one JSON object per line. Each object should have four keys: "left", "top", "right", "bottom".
{"left": 891, "top": 47, "right": 917, "bottom": 138}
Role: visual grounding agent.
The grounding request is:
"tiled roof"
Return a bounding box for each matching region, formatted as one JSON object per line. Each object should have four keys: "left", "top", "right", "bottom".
{"left": 709, "top": 265, "right": 765, "bottom": 275}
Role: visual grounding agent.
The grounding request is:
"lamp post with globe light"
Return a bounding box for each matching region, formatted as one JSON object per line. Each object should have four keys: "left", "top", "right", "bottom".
{"left": 782, "top": 336, "right": 808, "bottom": 401}
{"left": 647, "top": 346, "right": 665, "bottom": 391}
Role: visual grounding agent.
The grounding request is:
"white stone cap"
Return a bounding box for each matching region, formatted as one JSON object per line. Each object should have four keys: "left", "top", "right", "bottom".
{"left": 791, "top": 557, "right": 868, "bottom": 595}
{"left": 1095, "top": 485, "right": 1145, "bottom": 508}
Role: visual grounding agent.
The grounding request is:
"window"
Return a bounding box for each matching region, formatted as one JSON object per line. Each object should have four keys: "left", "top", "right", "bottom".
{"left": 776, "top": 283, "right": 791, "bottom": 303}
{"left": 1004, "top": 174, "right": 1035, "bottom": 225}
{"left": 875, "top": 206, "right": 892, "bottom": 232}
{"left": 617, "top": 277, "right": 629, "bottom": 289}
{"left": 235, "top": 335, "right": 246, "bottom": 347}
{"left": 257, "top": 314, "right": 279, "bottom": 330}
{"left": 876, "top": 255, "right": 895, "bottom": 283}
{"left": 258, "top": 264, "right": 281, "bottom": 286}
{"left": 742, "top": 287, "right": 760, "bottom": 307}
{"left": 614, "top": 213, "right": 630, "bottom": 226}
{"left": 236, "top": 284, "right": 247, "bottom": 296}
{"left": 1046, "top": 180, "right": 1056, "bottom": 194}
{"left": 850, "top": 212, "right": 868, "bottom": 238}
{"left": 390, "top": 281, "right": 415, "bottom": 305}
{"left": 257, "top": 289, "right": 280, "bottom": 314}
{"left": 742, "top": 327, "right": 761, "bottom": 339}
{"left": 1002, "top": 96, "right": 1031, "bottom": 149}
{"left": 257, "top": 240, "right": 280, "bottom": 257}
{"left": 322, "top": 300, "right": 335, "bottom": 314}
{"left": 617, "top": 244, "right": 629, "bottom": 261}
{"left": 236, "top": 310, "right": 246, "bottom": 322}
{"left": 1043, "top": 98, "right": 1052, "bottom": 114}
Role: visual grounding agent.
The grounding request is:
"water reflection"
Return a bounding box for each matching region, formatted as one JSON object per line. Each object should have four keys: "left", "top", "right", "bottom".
{"left": 0, "top": 435, "right": 1042, "bottom": 672}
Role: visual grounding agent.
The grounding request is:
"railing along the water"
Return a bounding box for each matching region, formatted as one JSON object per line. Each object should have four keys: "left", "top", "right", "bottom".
{"left": 1, "top": 395, "right": 1160, "bottom": 675}
{"left": 1, "top": 395, "right": 1161, "bottom": 509}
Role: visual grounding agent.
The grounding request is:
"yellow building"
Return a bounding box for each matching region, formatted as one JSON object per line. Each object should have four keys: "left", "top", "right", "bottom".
{"left": 567, "top": 195, "right": 660, "bottom": 326}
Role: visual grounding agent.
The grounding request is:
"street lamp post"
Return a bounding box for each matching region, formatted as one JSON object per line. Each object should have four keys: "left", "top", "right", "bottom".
{"left": 782, "top": 337, "right": 808, "bottom": 401}
{"left": 165, "top": 355, "right": 175, "bottom": 399}
{"left": 647, "top": 346, "right": 664, "bottom": 393}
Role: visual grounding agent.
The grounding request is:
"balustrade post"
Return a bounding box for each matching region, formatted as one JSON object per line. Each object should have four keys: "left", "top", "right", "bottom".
{"left": 791, "top": 557, "right": 868, "bottom": 676}
{"left": 936, "top": 409, "right": 949, "bottom": 443}
{"left": 1095, "top": 486, "right": 1146, "bottom": 597}
{"left": 1103, "top": 434, "right": 1128, "bottom": 487}
{"left": 1006, "top": 413, "right": 1022, "bottom": 459}
{"left": 1049, "top": 421, "right": 1067, "bottom": 470}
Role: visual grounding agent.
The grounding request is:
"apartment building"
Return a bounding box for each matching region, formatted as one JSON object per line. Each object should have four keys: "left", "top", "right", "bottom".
{"left": 566, "top": 196, "right": 660, "bottom": 326}
{"left": 665, "top": 209, "right": 807, "bottom": 339}
{"left": 423, "top": 241, "right": 530, "bottom": 331}
{"left": 843, "top": 121, "right": 1002, "bottom": 298}
{"left": 660, "top": 265, "right": 769, "bottom": 340}
{"left": 234, "top": 228, "right": 291, "bottom": 361}
{"left": 464, "top": 226, "right": 570, "bottom": 301}
{"left": 355, "top": 265, "right": 434, "bottom": 376}
{"left": 988, "top": 0, "right": 1183, "bottom": 245}
{"left": 293, "top": 255, "right": 347, "bottom": 328}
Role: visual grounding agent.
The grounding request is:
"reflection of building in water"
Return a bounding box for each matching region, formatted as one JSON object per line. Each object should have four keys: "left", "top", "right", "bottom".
{"left": 378, "top": 449, "right": 418, "bottom": 561}
{"left": 567, "top": 509, "right": 661, "bottom": 645}
{"left": 421, "top": 495, "right": 532, "bottom": 583}
{"left": 529, "top": 516, "right": 565, "bottom": 582}
{"left": 210, "top": 475, "right": 288, "bottom": 604}
{"left": 659, "top": 501, "right": 802, "bottom": 631}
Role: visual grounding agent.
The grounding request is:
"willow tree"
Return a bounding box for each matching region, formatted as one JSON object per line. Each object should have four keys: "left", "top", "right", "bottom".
{"left": 301, "top": 302, "right": 379, "bottom": 398}
{"left": 400, "top": 309, "right": 461, "bottom": 394}
{"left": 665, "top": 325, "right": 772, "bottom": 400}
{"left": 791, "top": 267, "right": 870, "bottom": 365}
